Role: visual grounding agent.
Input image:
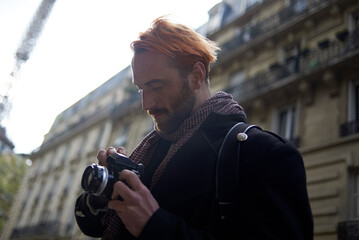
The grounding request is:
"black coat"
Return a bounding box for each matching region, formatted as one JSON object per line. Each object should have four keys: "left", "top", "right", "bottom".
{"left": 75, "top": 112, "right": 313, "bottom": 239}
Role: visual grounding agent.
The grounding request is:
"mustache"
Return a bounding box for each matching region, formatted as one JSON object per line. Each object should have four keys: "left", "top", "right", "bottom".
{"left": 147, "top": 109, "right": 168, "bottom": 116}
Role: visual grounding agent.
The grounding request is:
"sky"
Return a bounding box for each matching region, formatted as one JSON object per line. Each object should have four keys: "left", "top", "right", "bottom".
{"left": 0, "top": 0, "right": 221, "bottom": 154}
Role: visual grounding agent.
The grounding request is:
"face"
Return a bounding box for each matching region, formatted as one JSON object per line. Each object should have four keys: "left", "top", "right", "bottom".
{"left": 132, "top": 51, "right": 196, "bottom": 134}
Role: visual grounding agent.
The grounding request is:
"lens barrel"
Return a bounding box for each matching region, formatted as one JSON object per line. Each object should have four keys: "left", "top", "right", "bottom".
{"left": 81, "top": 164, "right": 109, "bottom": 196}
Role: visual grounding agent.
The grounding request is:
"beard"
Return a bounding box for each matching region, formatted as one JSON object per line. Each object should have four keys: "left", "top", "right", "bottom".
{"left": 149, "top": 80, "right": 196, "bottom": 134}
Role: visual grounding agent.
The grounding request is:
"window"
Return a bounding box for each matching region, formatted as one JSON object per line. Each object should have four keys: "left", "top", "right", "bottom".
{"left": 351, "top": 170, "right": 359, "bottom": 219}
{"left": 280, "top": 43, "right": 301, "bottom": 74}
{"left": 94, "top": 125, "right": 105, "bottom": 148}
{"left": 143, "top": 118, "right": 155, "bottom": 137}
{"left": 350, "top": 81, "right": 359, "bottom": 122}
{"left": 47, "top": 177, "right": 58, "bottom": 201}
{"left": 342, "top": 80, "right": 359, "bottom": 136}
{"left": 47, "top": 149, "right": 58, "bottom": 170}
{"left": 63, "top": 172, "right": 73, "bottom": 195}
{"left": 114, "top": 125, "right": 129, "bottom": 147}
{"left": 66, "top": 213, "right": 75, "bottom": 234}
{"left": 230, "top": 70, "right": 245, "bottom": 87}
{"left": 349, "top": 11, "right": 359, "bottom": 32}
{"left": 246, "top": 0, "right": 262, "bottom": 9}
{"left": 207, "top": 3, "right": 225, "bottom": 34}
{"left": 272, "top": 104, "right": 297, "bottom": 142}
{"left": 77, "top": 134, "right": 88, "bottom": 156}
{"left": 228, "top": 70, "right": 245, "bottom": 100}
{"left": 292, "top": 0, "right": 307, "bottom": 13}
{"left": 60, "top": 143, "right": 71, "bottom": 164}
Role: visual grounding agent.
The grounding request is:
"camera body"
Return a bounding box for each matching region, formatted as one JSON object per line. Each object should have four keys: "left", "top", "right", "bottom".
{"left": 81, "top": 153, "right": 144, "bottom": 199}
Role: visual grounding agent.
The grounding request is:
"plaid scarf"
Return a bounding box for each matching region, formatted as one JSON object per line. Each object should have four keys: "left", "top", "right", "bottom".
{"left": 101, "top": 91, "right": 245, "bottom": 240}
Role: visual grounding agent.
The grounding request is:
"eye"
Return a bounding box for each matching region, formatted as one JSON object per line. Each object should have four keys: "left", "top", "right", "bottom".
{"left": 148, "top": 81, "right": 163, "bottom": 90}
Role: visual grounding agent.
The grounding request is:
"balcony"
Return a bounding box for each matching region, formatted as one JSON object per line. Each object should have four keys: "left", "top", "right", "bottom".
{"left": 225, "top": 30, "right": 359, "bottom": 102}
{"left": 340, "top": 120, "right": 359, "bottom": 137}
{"left": 111, "top": 91, "right": 142, "bottom": 119}
{"left": 337, "top": 220, "right": 359, "bottom": 240}
{"left": 37, "top": 104, "right": 113, "bottom": 153}
{"left": 10, "top": 220, "right": 59, "bottom": 239}
{"left": 217, "top": 0, "right": 340, "bottom": 63}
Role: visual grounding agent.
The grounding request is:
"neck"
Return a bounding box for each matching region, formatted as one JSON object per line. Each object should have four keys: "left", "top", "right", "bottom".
{"left": 193, "top": 86, "right": 211, "bottom": 110}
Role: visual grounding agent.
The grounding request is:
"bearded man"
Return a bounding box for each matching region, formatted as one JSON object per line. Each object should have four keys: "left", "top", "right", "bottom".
{"left": 75, "top": 17, "right": 313, "bottom": 240}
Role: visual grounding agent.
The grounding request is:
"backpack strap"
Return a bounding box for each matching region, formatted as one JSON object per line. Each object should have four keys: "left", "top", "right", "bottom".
{"left": 216, "top": 122, "right": 261, "bottom": 220}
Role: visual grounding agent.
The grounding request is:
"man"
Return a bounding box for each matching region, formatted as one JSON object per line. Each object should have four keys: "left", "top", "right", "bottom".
{"left": 75, "top": 17, "right": 313, "bottom": 239}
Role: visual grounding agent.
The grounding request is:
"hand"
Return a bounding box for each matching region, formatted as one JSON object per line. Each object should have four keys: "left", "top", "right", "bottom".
{"left": 92, "top": 146, "right": 128, "bottom": 208}
{"left": 97, "top": 146, "right": 127, "bottom": 167}
{"left": 108, "top": 170, "right": 160, "bottom": 237}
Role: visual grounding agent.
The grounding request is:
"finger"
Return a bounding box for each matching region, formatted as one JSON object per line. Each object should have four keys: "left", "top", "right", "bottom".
{"left": 116, "top": 146, "right": 127, "bottom": 156}
{"left": 111, "top": 181, "right": 133, "bottom": 201}
{"left": 97, "top": 149, "right": 107, "bottom": 167}
{"left": 106, "top": 146, "right": 117, "bottom": 156}
{"left": 108, "top": 197, "right": 124, "bottom": 211}
{"left": 119, "top": 170, "right": 143, "bottom": 191}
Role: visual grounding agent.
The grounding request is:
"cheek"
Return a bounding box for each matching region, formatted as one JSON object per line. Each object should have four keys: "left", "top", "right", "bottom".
{"left": 142, "top": 90, "right": 159, "bottom": 110}
{"left": 167, "top": 93, "right": 187, "bottom": 113}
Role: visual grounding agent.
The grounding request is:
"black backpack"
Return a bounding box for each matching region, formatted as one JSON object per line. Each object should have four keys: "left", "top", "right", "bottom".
{"left": 216, "top": 122, "right": 261, "bottom": 220}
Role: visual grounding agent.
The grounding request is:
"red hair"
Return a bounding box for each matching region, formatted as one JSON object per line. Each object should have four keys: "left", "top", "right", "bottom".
{"left": 131, "top": 17, "right": 220, "bottom": 80}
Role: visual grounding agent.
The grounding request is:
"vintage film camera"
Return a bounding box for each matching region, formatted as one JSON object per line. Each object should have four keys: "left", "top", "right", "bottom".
{"left": 81, "top": 153, "right": 144, "bottom": 199}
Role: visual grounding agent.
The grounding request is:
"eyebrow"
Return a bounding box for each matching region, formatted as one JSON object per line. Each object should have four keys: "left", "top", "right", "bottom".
{"left": 136, "top": 79, "right": 164, "bottom": 89}
{"left": 146, "top": 79, "right": 163, "bottom": 85}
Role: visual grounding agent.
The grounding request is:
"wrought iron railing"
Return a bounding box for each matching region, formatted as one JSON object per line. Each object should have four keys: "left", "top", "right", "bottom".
{"left": 225, "top": 29, "right": 359, "bottom": 101}
{"left": 10, "top": 220, "right": 59, "bottom": 239}
{"left": 218, "top": 0, "right": 335, "bottom": 58}
{"left": 340, "top": 120, "right": 359, "bottom": 137}
{"left": 111, "top": 91, "right": 141, "bottom": 117}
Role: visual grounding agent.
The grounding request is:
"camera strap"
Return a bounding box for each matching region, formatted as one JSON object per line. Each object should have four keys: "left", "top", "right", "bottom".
{"left": 216, "top": 122, "right": 260, "bottom": 221}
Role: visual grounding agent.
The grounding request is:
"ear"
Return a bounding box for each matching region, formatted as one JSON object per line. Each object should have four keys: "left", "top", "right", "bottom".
{"left": 189, "top": 62, "right": 206, "bottom": 90}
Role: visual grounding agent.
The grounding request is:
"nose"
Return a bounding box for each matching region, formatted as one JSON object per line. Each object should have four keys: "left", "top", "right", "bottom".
{"left": 141, "top": 90, "right": 156, "bottom": 111}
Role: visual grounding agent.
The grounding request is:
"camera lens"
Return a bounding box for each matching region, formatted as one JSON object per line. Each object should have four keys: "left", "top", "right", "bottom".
{"left": 81, "top": 164, "right": 109, "bottom": 196}
{"left": 86, "top": 173, "right": 93, "bottom": 186}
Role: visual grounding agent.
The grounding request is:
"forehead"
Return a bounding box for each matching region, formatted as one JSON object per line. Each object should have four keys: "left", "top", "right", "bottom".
{"left": 131, "top": 51, "right": 178, "bottom": 86}
{"left": 132, "top": 51, "right": 173, "bottom": 72}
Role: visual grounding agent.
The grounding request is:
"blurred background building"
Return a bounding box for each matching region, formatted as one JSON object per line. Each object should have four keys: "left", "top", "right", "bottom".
{"left": 1, "top": 0, "right": 359, "bottom": 239}
{"left": 0, "top": 127, "right": 14, "bottom": 153}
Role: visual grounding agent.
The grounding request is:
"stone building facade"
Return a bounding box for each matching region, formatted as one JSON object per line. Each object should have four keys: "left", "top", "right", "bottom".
{"left": 0, "top": 126, "right": 14, "bottom": 153}
{"left": 2, "top": 0, "right": 359, "bottom": 239}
